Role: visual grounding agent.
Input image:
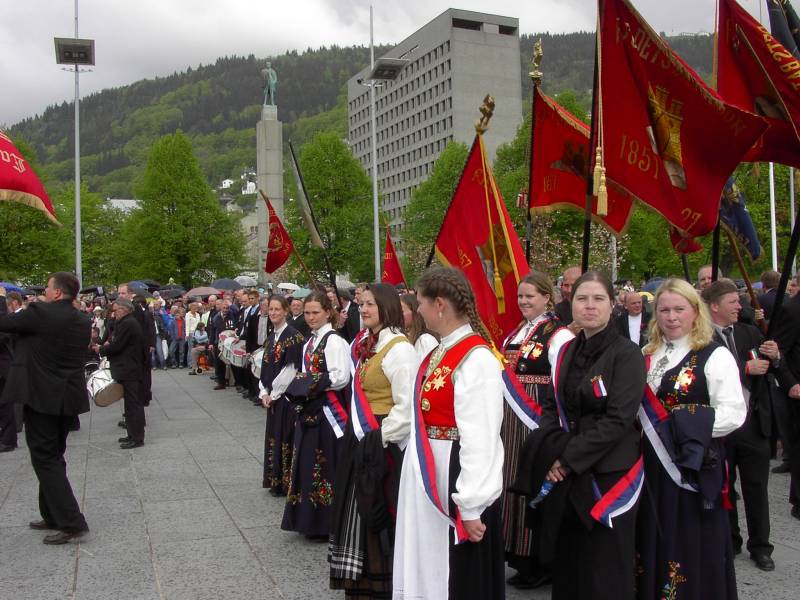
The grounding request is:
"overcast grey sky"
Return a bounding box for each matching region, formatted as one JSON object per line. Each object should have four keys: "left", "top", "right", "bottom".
{"left": 0, "top": 0, "right": 765, "bottom": 127}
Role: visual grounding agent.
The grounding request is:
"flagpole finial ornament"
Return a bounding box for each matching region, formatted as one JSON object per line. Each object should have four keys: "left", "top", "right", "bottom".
{"left": 475, "top": 95, "right": 495, "bottom": 134}
{"left": 530, "top": 39, "right": 543, "bottom": 85}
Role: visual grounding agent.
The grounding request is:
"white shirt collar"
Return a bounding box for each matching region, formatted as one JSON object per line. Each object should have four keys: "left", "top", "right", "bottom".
{"left": 441, "top": 323, "right": 473, "bottom": 349}
{"left": 313, "top": 323, "right": 333, "bottom": 338}
{"left": 274, "top": 321, "right": 287, "bottom": 337}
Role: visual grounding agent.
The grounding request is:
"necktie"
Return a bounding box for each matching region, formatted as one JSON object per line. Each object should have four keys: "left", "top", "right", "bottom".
{"left": 647, "top": 341, "right": 674, "bottom": 391}
{"left": 722, "top": 326, "right": 738, "bottom": 359}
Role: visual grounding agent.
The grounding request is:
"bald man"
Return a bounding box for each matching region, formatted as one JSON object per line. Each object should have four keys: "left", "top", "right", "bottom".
{"left": 554, "top": 266, "right": 581, "bottom": 325}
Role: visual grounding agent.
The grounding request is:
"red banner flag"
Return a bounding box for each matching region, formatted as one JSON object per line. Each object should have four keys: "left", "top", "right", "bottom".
{"left": 597, "top": 0, "right": 766, "bottom": 238}
{"left": 0, "top": 131, "right": 59, "bottom": 225}
{"left": 717, "top": 0, "right": 800, "bottom": 167}
{"left": 529, "top": 86, "right": 633, "bottom": 235}
{"left": 381, "top": 228, "right": 406, "bottom": 286}
{"left": 264, "top": 196, "right": 294, "bottom": 273}
{"left": 435, "top": 135, "right": 529, "bottom": 346}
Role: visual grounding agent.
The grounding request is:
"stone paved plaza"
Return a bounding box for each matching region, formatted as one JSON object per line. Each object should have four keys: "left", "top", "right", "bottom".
{"left": 0, "top": 369, "right": 798, "bottom": 599}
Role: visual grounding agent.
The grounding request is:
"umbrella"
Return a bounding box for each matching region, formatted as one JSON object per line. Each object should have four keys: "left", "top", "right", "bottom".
{"left": 335, "top": 276, "right": 355, "bottom": 290}
{"left": 0, "top": 282, "right": 25, "bottom": 294}
{"left": 291, "top": 287, "right": 312, "bottom": 299}
{"left": 277, "top": 282, "right": 299, "bottom": 293}
{"left": 186, "top": 286, "right": 221, "bottom": 298}
{"left": 641, "top": 278, "right": 665, "bottom": 294}
{"left": 159, "top": 283, "right": 185, "bottom": 292}
{"left": 27, "top": 284, "right": 45, "bottom": 293}
{"left": 211, "top": 278, "right": 242, "bottom": 290}
{"left": 80, "top": 285, "right": 105, "bottom": 295}
{"left": 141, "top": 279, "right": 161, "bottom": 291}
{"left": 234, "top": 275, "right": 258, "bottom": 287}
{"left": 128, "top": 281, "right": 150, "bottom": 295}
{"left": 158, "top": 288, "right": 185, "bottom": 300}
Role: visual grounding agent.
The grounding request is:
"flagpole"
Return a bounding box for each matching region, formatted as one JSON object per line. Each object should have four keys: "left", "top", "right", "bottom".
{"left": 769, "top": 162, "right": 779, "bottom": 270}
{"left": 711, "top": 218, "right": 721, "bottom": 282}
{"left": 526, "top": 40, "right": 543, "bottom": 266}
{"left": 791, "top": 167, "right": 797, "bottom": 275}
{"left": 766, "top": 201, "right": 800, "bottom": 338}
{"left": 680, "top": 253, "right": 691, "bottom": 283}
{"left": 583, "top": 6, "right": 602, "bottom": 273}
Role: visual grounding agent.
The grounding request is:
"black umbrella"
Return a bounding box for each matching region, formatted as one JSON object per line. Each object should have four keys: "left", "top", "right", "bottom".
{"left": 80, "top": 285, "right": 105, "bottom": 295}
{"left": 140, "top": 279, "right": 161, "bottom": 292}
{"left": 159, "top": 283, "right": 185, "bottom": 291}
{"left": 211, "top": 278, "right": 242, "bottom": 291}
{"left": 128, "top": 281, "right": 150, "bottom": 295}
{"left": 158, "top": 288, "right": 185, "bottom": 299}
{"left": 27, "top": 284, "right": 45, "bottom": 293}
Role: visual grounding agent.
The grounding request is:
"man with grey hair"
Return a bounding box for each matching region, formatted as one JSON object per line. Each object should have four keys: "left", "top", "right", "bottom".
{"left": 96, "top": 299, "right": 146, "bottom": 449}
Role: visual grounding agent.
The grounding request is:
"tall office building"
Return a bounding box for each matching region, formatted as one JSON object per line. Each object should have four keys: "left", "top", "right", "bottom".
{"left": 347, "top": 9, "right": 523, "bottom": 234}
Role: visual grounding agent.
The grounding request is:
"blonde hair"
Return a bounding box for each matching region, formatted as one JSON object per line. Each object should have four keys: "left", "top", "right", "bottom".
{"left": 643, "top": 278, "right": 713, "bottom": 355}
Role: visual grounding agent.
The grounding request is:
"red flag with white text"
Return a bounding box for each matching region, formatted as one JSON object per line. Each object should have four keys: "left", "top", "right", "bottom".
{"left": 264, "top": 196, "right": 294, "bottom": 273}
{"left": 381, "top": 228, "right": 406, "bottom": 286}
{"left": 0, "top": 131, "right": 60, "bottom": 225}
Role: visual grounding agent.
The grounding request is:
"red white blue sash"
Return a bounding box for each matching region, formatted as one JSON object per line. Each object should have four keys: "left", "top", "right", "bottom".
{"left": 411, "top": 351, "right": 469, "bottom": 544}
{"left": 349, "top": 330, "right": 378, "bottom": 441}
{"left": 501, "top": 366, "right": 542, "bottom": 430}
{"left": 304, "top": 333, "right": 349, "bottom": 439}
{"left": 552, "top": 340, "right": 645, "bottom": 528}
{"left": 637, "top": 355, "right": 698, "bottom": 492}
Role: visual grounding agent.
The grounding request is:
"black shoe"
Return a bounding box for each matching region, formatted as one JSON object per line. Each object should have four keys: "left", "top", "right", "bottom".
{"left": 118, "top": 436, "right": 131, "bottom": 443}
{"left": 210, "top": 376, "right": 217, "bottom": 381}
{"left": 29, "top": 520, "right": 58, "bottom": 531}
{"left": 791, "top": 505, "right": 800, "bottom": 521}
{"left": 235, "top": 385, "right": 243, "bottom": 392}
{"left": 0, "top": 442, "right": 16, "bottom": 453}
{"left": 771, "top": 463, "right": 791, "bottom": 474}
{"left": 213, "top": 384, "right": 226, "bottom": 390}
{"left": 117, "top": 420, "right": 127, "bottom": 429}
{"left": 119, "top": 440, "right": 144, "bottom": 449}
{"left": 43, "top": 529, "right": 88, "bottom": 545}
{"left": 189, "top": 370, "right": 197, "bottom": 375}
{"left": 750, "top": 553, "right": 775, "bottom": 571}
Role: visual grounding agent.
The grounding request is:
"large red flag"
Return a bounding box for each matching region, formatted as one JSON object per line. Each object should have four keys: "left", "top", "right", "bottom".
{"left": 264, "top": 196, "right": 294, "bottom": 273}
{"left": 435, "top": 135, "right": 529, "bottom": 346}
{"left": 529, "top": 86, "right": 634, "bottom": 235}
{"left": 0, "top": 131, "right": 60, "bottom": 225}
{"left": 597, "top": 0, "right": 766, "bottom": 238}
{"left": 717, "top": 0, "right": 800, "bottom": 168}
{"left": 381, "top": 228, "right": 406, "bottom": 286}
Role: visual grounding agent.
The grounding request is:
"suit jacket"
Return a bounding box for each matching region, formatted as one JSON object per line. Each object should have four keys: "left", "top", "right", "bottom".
{"left": 759, "top": 288, "right": 778, "bottom": 321}
{"left": 713, "top": 322, "right": 772, "bottom": 438}
{"left": 339, "top": 301, "right": 361, "bottom": 344}
{"left": 0, "top": 297, "right": 13, "bottom": 378}
{"left": 540, "top": 328, "right": 646, "bottom": 475}
{"left": 613, "top": 311, "right": 651, "bottom": 347}
{"left": 554, "top": 298, "right": 572, "bottom": 325}
{"left": 773, "top": 294, "right": 800, "bottom": 392}
{"left": 0, "top": 299, "right": 91, "bottom": 416}
{"left": 245, "top": 312, "right": 264, "bottom": 353}
{"left": 289, "top": 313, "right": 311, "bottom": 340}
{"left": 100, "top": 313, "right": 144, "bottom": 381}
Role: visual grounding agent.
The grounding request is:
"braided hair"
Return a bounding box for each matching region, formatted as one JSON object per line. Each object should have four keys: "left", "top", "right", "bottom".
{"left": 415, "top": 266, "right": 493, "bottom": 344}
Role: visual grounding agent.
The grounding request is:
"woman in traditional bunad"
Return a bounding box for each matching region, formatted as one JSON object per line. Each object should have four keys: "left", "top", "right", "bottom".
{"left": 637, "top": 279, "right": 745, "bottom": 600}
{"left": 281, "top": 290, "right": 351, "bottom": 539}
{"left": 330, "top": 283, "right": 418, "bottom": 598}
{"left": 501, "top": 271, "right": 573, "bottom": 590}
{"left": 400, "top": 293, "right": 438, "bottom": 360}
{"left": 259, "top": 295, "right": 305, "bottom": 494}
{"left": 393, "top": 267, "right": 505, "bottom": 600}
{"left": 512, "top": 270, "right": 645, "bottom": 600}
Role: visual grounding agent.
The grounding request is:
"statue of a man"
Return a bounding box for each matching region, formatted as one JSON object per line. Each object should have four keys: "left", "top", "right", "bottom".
{"left": 262, "top": 62, "right": 278, "bottom": 106}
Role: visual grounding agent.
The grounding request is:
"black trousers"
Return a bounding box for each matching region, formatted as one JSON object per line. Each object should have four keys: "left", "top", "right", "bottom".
{"left": 23, "top": 405, "right": 88, "bottom": 532}
{"left": 772, "top": 385, "right": 794, "bottom": 463}
{"left": 726, "top": 415, "right": 773, "bottom": 555}
{"left": 142, "top": 356, "right": 152, "bottom": 404}
{"left": 787, "top": 395, "right": 800, "bottom": 508}
{"left": 232, "top": 365, "right": 247, "bottom": 387}
{"left": 121, "top": 379, "right": 145, "bottom": 442}
{"left": 0, "top": 377, "right": 17, "bottom": 447}
{"left": 214, "top": 347, "right": 227, "bottom": 386}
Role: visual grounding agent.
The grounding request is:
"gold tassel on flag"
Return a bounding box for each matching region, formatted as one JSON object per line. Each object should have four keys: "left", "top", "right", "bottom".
{"left": 593, "top": 146, "right": 603, "bottom": 194}
{"left": 494, "top": 269, "right": 505, "bottom": 313}
{"left": 597, "top": 169, "right": 608, "bottom": 216}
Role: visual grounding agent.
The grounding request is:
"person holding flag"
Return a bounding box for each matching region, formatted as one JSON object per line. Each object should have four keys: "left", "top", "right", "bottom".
{"left": 281, "top": 291, "right": 351, "bottom": 539}
{"left": 329, "top": 283, "right": 417, "bottom": 598}
{"left": 393, "top": 267, "right": 505, "bottom": 600}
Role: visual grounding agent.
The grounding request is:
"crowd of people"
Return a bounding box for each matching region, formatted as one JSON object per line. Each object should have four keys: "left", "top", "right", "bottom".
{"left": 1, "top": 264, "right": 799, "bottom": 599}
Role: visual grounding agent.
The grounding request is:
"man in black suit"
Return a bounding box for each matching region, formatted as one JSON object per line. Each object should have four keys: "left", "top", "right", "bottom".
{"left": 96, "top": 299, "right": 145, "bottom": 449}
{"left": 758, "top": 270, "right": 781, "bottom": 321}
{"left": 0, "top": 273, "right": 90, "bottom": 544}
{"left": 287, "top": 296, "right": 311, "bottom": 339}
{"left": 703, "top": 280, "right": 777, "bottom": 571}
{"left": 554, "top": 266, "right": 580, "bottom": 325}
{"left": 0, "top": 291, "right": 24, "bottom": 451}
{"left": 337, "top": 288, "right": 361, "bottom": 343}
{"left": 613, "top": 291, "right": 651, "bottom": 348}
{"left": 242, "top": 294, "right": 266, "bottom": 402}
{"left": 771, "top": 289, "right": 800, "bottom": 521}
{"left": 211, "top": 300, "right": 236, "bottom": 390}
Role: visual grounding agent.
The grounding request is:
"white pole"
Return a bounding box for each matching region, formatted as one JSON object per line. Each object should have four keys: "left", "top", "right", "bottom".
{"left": 369, "top": 5, "right": 380, "bottom": 281}
{"left": 791, "top": 167, "right": 797, "bottom": 275}
{"left": 769, "top": 162, "right": 778, "bottom": 271}
{"left": 74, "top": 0, "right": 82, "bottom": 284}
{"left": 610, "top": 236, "right": 618, "bottom": 283}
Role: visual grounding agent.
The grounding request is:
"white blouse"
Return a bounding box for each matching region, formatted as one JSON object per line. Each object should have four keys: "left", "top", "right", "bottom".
{"left": 413, "top": 332, "right": 438, "bottom": 361}
{"left": 646, "top": 335, "right": 746, "bottom": 437}
{"left": 504, "top": 313, "right": 575, "bottom": 366}
{"left": 303, "top": 323, "right": 351, "bottom": 391}
{"left": 258, "top": 321, "right": 297, "bottom": 400}
{"left": 442, "top": 324, "right": 504, "bottom": 521}
{"left": 371, "top": 328, "right": 418, "bottom": 446}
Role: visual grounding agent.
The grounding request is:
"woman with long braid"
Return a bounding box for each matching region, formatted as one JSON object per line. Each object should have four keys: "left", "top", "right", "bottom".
{"left": 392, "top": 267, "right": 505, "bottom": 600}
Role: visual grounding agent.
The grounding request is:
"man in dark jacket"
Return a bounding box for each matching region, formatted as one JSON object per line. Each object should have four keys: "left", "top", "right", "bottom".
{"left": 97, "top": 299, "right": 145, "bottom": 449}
{"left": 0, "top": 273, "right": 90, "bottom": 544}
{"left": 613, "top": 291, "right": 651, "bottom": 348}
{"left": 0, "top": 291, "right": 23, "bottom": 451}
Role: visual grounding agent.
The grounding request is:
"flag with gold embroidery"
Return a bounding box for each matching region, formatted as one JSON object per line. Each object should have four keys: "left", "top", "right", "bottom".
{"left": 717, "top": 0, "right": 800, "bottom": 167}
{"left": 381, "top": 227, "right": 406, "bottom": 286}
{"left": 264, "top": 195, "right": 294, "bottom": 273}
{"left": 597, "top": 0, "right": 766, "bottom": 238}
{"left": 0, "top": 131, "right": 60, "bottom": 225}
{"left": 434, "top": 135, "right": 528, "bottom": 346}
{"left": 529, "top": 86, "right": 633, "bottom": 235}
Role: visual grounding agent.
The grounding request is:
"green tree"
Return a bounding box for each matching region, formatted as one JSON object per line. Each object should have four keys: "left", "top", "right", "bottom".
{"left": 285, "top": 131, "right": 374, "bottom": 281}
{"left": 401, "top": 141, "right": 469, "bottom": 282}
{"left": 116, "top": 131, "right": 246, "bottom": 287}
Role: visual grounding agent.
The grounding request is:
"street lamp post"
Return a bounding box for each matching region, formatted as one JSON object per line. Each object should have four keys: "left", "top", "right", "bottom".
{"left": 54, "top": 1, "right": 94, "bottom": 284}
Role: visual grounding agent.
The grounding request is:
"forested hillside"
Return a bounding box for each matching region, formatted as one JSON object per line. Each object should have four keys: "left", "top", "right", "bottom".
{"left": 7, "top": 32, "right": 713, "bottom": 199}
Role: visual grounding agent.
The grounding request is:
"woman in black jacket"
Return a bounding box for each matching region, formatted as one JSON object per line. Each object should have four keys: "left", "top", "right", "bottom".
{"left": 515, "top": 270, "right": 645, "bottom": 600}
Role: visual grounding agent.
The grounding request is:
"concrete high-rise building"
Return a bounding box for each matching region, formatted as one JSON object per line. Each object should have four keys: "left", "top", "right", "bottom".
{"left": 347, "top": 8, "right": 522, "bottom": 234}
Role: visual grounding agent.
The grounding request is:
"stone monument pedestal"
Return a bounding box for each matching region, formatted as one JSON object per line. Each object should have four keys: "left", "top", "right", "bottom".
{"left": 256, "top": 104, "right": 283, "bottom": 284}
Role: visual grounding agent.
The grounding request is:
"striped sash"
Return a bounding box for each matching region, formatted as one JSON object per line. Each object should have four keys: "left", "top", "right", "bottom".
{"left": 349, "top": 330, "right": 378, "bottom": 441}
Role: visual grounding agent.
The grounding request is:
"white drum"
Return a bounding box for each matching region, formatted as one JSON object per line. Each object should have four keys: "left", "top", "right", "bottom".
{"left": 230, "top": 340, "right": 249, "bottom": 367}
{"left": 218, "top": 330, "right": 236, "bottom": 365}
{"left": 87, "top": 368, "right": 123, "bottom": 407}
{"left": 250, "top": 348, "right": 264, "bottom": 379}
